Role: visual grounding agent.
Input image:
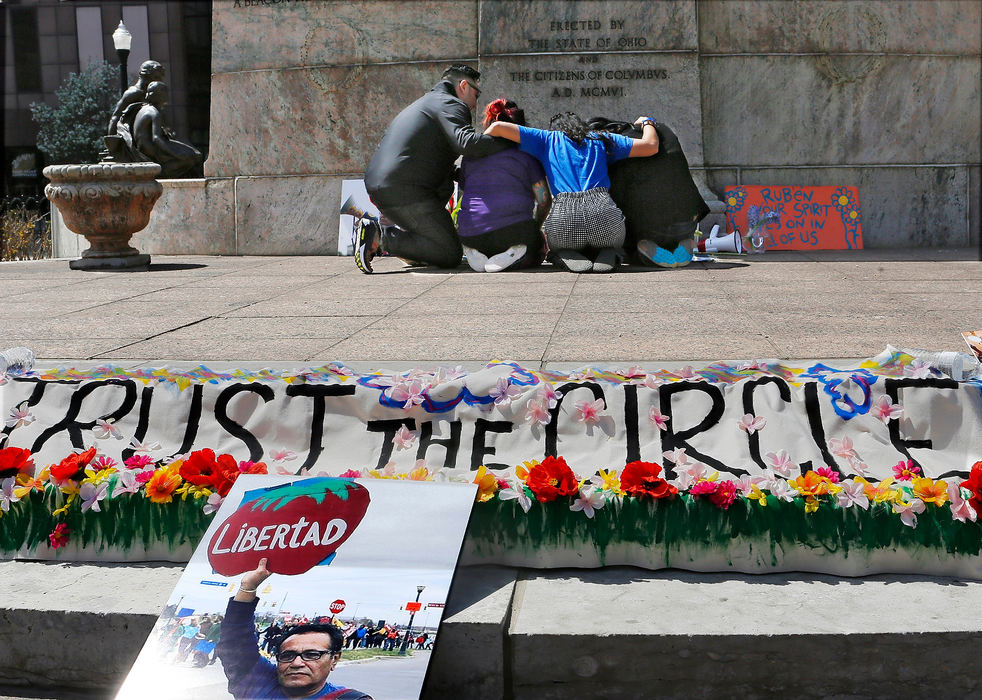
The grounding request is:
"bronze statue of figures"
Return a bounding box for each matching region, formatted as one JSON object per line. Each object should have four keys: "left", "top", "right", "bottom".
{"left": 102, "top": 61, "right": 203, "bottom": 178}
{"left": 108, "top": 60, "right": 165, "bottom": 135}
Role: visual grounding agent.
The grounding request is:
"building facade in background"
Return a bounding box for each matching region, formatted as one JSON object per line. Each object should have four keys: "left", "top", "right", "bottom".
{"left": 3, "top": 0, "right": 211, "bottom": 198}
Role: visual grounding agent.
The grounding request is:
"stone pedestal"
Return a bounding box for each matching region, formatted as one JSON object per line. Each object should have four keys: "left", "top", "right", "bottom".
{"left": 43, "top": 163, "right": 162, "bottom": 271}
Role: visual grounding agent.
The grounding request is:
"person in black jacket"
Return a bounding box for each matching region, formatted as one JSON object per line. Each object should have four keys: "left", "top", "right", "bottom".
{"left": 359, "top": 65, "right": 510, "bottom": 272}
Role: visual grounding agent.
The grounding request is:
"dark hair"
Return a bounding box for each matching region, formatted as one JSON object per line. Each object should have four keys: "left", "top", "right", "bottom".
{"left": 274, "top": 623, "right": 344, "bottom": 655}
{"left": 549, "top": 111, "right": 611, "bottom": 149}
{"left": 483, "top": 98, "right": 526, "bottom": 129}
{"left": 442, "top": 64, "right": 481, "bottom": 84}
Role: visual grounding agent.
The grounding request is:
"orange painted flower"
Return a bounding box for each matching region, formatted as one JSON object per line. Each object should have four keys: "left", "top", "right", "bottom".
{"left": 526, "top": 456, "right": 578, "bottom": 503}
{"left": 145, "top": 464, "right": 183, "bottom": 504}
{"left": 912, "top": 477, "right": 948, "bottom": 506}
{"left": 473, "top": 466, "right": 498, "bottom": 503}
{"left": 855, "top": 476, "right": 898, "bottom": 503}
{"left": 620, "top": 461, "right": 677, "bottom": 500}
{"left": 48, "top": 448, "right": 97, "bottom": 483}
{"left": 0, "top": 447, "right": 34, "bottom": 478}
{"left": 791, "top": 470, "right": 835, "bottom": 498}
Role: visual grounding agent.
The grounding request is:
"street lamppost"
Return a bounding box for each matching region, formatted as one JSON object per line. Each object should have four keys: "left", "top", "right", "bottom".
{"left": 398, "top": 585, "right": 425, "bottom": 655}
{"left": 112, "top": 21, "right": 132, "bottom": 94}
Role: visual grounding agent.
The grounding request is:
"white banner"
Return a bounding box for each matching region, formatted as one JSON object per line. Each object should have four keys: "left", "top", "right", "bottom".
{"left": 2, "top": 353, "right": 980, "bottom": 482}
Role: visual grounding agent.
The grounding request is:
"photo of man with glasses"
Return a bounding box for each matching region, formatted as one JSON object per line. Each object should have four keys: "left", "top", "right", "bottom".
{"left": 217, "top": 557, "right": 372, "bottom": 699}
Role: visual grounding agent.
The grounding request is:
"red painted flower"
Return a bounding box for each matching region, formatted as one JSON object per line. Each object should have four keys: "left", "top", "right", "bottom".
{"left": 179, "top": 449, "right": 240, "bottom": 496}
{"left": 620, "top": 461, "right": 677, "bottom": 499}
{"left": 708, "top": 480, "right": 738, "bottom": 510}
{"left": 960, "top": 461, "right": 982, "bottom": 515}
{"left": 689, "top": 481, "right": 718, "bottom": 496}
{"left": 0, "top": 446, "right": 34, "bottom": 478}
{"left": 48, "top": 447, "right": 97, "bottom": 483}
{"left": 48, "top": 523, "right": 70, "bottom": 549}
{"left": 815, "top": 466, "right": 840, "bottom": 483}
{"left": 526, "top": 456, "right": 578, "bottom": 503}
{"left": 237, "top": 460, "right": 268, "bottom": 475}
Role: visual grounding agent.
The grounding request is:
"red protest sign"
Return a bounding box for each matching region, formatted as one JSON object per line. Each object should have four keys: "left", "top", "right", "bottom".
{"left": 405, "top": 602, "right": 422, "bottom": 613}
{"left": 329, "top": 600, "right": 346, "bottom": 614}
{"left": 207, "top": 479, "right": 371, "bottom": 577}
{"left": 723, "top": 185, "right": 863, "bottom": 250}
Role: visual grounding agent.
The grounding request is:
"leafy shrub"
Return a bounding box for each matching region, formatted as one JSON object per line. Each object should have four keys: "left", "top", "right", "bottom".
{"left": 30, "top": 62, "right": 119, "bottom": 165}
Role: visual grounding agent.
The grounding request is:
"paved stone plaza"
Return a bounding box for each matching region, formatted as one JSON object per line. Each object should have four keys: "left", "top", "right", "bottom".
{"left": 3, "top": 248, "right": 979, "bottom": 367}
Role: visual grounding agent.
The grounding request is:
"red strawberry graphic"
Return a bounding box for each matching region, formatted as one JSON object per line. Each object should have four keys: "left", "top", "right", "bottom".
{"left": 208, "top": 478, "right": 371, "bottom": 577}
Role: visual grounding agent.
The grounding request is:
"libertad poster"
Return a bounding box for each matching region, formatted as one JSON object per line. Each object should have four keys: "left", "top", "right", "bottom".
{"left": 116, "top": 476, "right": 476, "bottom": 700}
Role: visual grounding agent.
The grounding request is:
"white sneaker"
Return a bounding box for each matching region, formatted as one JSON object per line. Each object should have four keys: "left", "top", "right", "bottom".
{"left": 484, "top": 244, "right": 527, "bottom": 273}
{"left": 462, "top": 246, "right": 489, "bottom": 272}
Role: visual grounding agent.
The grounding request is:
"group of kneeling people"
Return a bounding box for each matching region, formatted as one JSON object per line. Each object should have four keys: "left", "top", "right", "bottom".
{"left": 358, "top": 64, "right": 709, "bottom": 274}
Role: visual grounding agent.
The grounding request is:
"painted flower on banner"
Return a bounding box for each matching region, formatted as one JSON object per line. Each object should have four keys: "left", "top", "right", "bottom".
{"left": 893, "top": 498, "right": 926, "bottom": 528}
{"left": 765, "top": 450, "right": 797, "bottom": 478}
{"left": 570, "top": 486, "right": 607, "bottom": 518}
{"left": 145, "top": 463, "right": 182, "bottom": 504}
{"left": 537, "top": 384, "right": 562, "bottom": 409}
{"left": 892, "top": 460, "right": 920, "bottom": 481}
{"left": 590, "top": 469, "right": 625, "bottom": 497}
{"left": 268, "top": 449, "right": 297, "bottom": 464}
{"left": 947, "top": 482, "right": 977, "bottom": 523}
{"left": 960, "top": 461, "right": 982, "bottom": 515}
{"left": 472, "top": 466, "right": 499, "bottom": 503}
{"left": 620, "top": 461, "right": 677, "bottom": 500}
{"left": 662, "top": 447, "right": 691, "bottom": 468}
{"left": 179, "top": 448, "right": 238, "bottom": 497}
{"left": 48, "top": 523, "right": 70, "bottom": 549}
{"left": 724, "top": 186, "right": 747, "bottom": 212}
{"left": 48, "top": 447, "right": 98, "bottom": 485}
{"left": 737, "top": 414, "right": 766, "bottom": 434}
{"left": 648, "top": 407, "right": 669, "bottom": 431}
{"left": 0, "top": 477, "right": 20, "bottom": 512}
{"left": 202, "top": 492, "right": 224, "bottom": 515}
{"left": 835, "top": 479, "right": 869, "bottom": 510}
{"left": 92, "top": 419, "right": 123, "bottom": 441}
{"left": 111, "top": 469, "right": 142, "bottom": 498}
{"left": 526, "top": 456, "right": 578, "bottom": 503}
{"left": 490, "top": 378, "right": 522, "bottom": 408}
{"left": 575, "top": 398, "right": 606, "bottom": 425}
{"left": 392, "top": 425, "right": 418, "bottom": 451}
{"left": 871, "top": 395, "right": 903, "bottom": 425}
{"left": 525, "top": 399, "right": 551, "bottom": 427}
{"left": 912, "top": 477, "right": 948, "bottom": 506}
{"left": 829, "top": 437, "right": 858, "bottom": 460}
{"left": 6, "top": 402, "right": 34, "bottom": 430}
{"left": 0, "top": 447, "right": 34, "bottom": 478}
{"left": 129, "top": 439, "right": 162, "bottom": 455}
{"left": 815, "top": 466, "right": 841, "bottom": 483}
{"left": 80, "top": 480, "right": 108, "bottom": 512}
{"left": 498, "top": 479, "right": 532, "bottom": 513}
{"left": 387, "top": 379, "right": 427, "bottom": 409}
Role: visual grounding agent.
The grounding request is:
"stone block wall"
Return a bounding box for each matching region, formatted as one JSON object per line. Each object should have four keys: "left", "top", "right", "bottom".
{"left": 185, "top": 0, "right": 980, "bottom": 252}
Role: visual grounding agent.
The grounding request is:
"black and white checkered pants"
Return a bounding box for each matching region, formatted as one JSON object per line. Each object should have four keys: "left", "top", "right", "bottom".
{"left": 543, "top": 187, "right": 626, "bottom": 250}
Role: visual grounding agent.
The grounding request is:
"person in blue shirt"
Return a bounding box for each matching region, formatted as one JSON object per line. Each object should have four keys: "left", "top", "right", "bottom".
{"left": 217, "top": 558, "right": 371, "bottom": 699}
{"left": 484, "top": 111, "right": 659, "bottom": 272}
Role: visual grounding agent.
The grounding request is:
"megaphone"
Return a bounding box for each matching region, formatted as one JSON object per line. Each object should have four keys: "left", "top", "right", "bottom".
{"left": 340, "top": 194, "right": 370, "bottom": 220}
{"left": 696, "top": 224, "right": 743, "bottom": 254}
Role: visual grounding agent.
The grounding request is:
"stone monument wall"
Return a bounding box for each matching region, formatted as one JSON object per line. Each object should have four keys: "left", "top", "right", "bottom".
{"left": 125, "top": 0, "right": 979, "bottom": 254}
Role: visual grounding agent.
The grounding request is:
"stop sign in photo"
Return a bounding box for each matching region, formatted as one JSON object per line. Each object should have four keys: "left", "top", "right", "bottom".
{"left": 329, "top": 599, "right": 346, "bottom": 614}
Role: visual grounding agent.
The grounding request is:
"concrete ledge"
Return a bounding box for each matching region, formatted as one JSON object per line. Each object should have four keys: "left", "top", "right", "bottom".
{"left": 3, "top": 562, "right": 982, "bottom": 698}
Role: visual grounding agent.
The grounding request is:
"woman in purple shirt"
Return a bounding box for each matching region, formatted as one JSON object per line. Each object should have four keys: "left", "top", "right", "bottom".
{"left": 456, "top": 99, "right": 552, "bottom": 272}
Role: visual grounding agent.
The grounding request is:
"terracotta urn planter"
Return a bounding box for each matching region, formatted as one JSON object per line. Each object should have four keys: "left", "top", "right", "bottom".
{"left": 44, "top": 162, "right": 162, "bottom": 271}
